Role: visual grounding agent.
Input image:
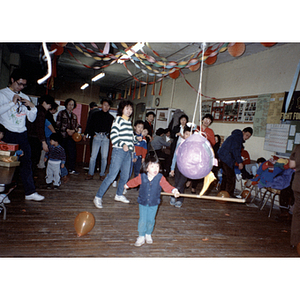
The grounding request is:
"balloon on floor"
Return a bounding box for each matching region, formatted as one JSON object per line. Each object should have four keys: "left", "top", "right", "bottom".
{"left": 74, "top": 211, "right": 95, "bottom": 237}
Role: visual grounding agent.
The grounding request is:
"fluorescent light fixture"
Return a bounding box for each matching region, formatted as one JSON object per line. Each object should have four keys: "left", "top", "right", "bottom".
{"left": 117, "top": 42, "right": 145, "bottom": 63}
{"left": 92, "top": 72, "right": 105, "bottom": 82}
{"left": 80, "top": 83, "right": 89, "bottom": 90}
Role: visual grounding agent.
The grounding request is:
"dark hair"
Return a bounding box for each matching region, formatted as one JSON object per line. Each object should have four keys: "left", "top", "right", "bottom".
{"left": 50, "top": 133, "right": 61, "bottom": 143}
{"left": 146, "top": 111, "right": 156, "bottom": 117}
{"left": 202, "top": 113, "right": 214, "bottom": 124}
{"left": 89, "top": 101, "right": 98, "bottom": 108}
{"left": 117, "top": 100, "right": 133, "bottom": 117}
{"left": 214, "top": 134, "right": 221, "bottom": 146}
{"left": 243, "top": 127, "right": 253, "bottom": 135}
{"left": 51, "top": 102, "right": 58, "bottom": 110}
{"left": 183, "top": 125, "right": 192, "bottom": 133}
{"left": 134, "top": 120, "right": 144, "bottom": 127}
{"left": 179, "top": 114, "right": 189, "bottom": 123}
{"left": 64, "top": 98, "right": 77, "bottom": 109}
{"left": 155, "top": 128, "right": 165, "bottom": 136}
{"left": 141, "top": 155, "right": 160, "bottom": 174}
{"left": 0, "top": 124, "right": 6, "bottom": 133}
{"left": 164, "top": 128, "right": 171, "bottom": 134}
{"left": 257, "top": 157, "right": 266, "bottom": 164}
{"left": 101, "top": 99, "right": 112, "bottom": 107}
{"left": 9, "top": 69, "right": 28, "bottom": 84}
{"left": 38, "top": 95, "right": 55, "bottom": 106}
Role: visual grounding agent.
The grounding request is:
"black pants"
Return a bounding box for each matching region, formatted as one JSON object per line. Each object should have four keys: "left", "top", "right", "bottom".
{"left": 174, "top": 163, "right": 187, "bottom": 203}
{"left": 220, "top": 161, "right": 235, "bottom": 197}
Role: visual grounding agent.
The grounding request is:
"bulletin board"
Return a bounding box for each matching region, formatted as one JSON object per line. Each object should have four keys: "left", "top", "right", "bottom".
{"left": 284, "top": 120, "right": 300, "bottom": 153}
{"left": 253, "top": 94, "right": 271, "bottom": 137}
{"left": 264, "top": 123, "right": 290, "bottom": 153}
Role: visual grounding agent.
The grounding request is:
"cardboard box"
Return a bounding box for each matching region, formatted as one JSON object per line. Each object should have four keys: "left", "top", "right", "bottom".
{"left": 0, "top": 150, "right": 16, "bottom": 156}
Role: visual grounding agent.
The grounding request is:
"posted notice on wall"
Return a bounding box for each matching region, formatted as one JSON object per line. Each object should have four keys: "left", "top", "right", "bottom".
{"left": 264, "top": 123, "right": 290, "bottom": 153}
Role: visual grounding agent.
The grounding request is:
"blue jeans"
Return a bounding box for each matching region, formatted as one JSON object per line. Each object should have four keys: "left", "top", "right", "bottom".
{"left": 138, "top": 204, "right": 159, "bottom": 236}
{"left": 96, "top": 147, "right": 132, "bottom": 198}
{"left": 88, "top": 133, "right": 110, "bottom": 177}
{"left": 133, "top": 156, "right": 142, "bottom": 178}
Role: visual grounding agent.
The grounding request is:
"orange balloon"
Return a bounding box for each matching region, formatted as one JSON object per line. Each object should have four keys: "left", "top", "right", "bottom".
{"left": 74, "top": 211, "right": 95, "bottom": 237}
{"left": 241, "top": 189, "right": 250, "bottom": 199}
{"left": 51, "top": 43, "right": 64, "bottom": 56}
{"left": 260, "top": 43, "right": 276, "bottom": 47}
{"left": 72, "top": 132, "right": 82, "bottom": 142}
{"left": 204, "top": 47, "right": 217, "bottom": 65}
{"left": 217, "top": 191, "right": 230, "bottom": 198}
{"left": 169, "top": 69, "right": 180, "bottom": 79}
{"left": 228, "top": 43, "right": 246, "bottom": 57}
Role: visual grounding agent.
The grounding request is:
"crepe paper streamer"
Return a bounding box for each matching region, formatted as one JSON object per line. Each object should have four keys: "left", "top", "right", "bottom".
{"left": 159, "top": 78, "right": 163, "bottom": 96}
{"left": 132, "top": 81, "right": 136, "bottom": 100}
{"left": 151, "top": 75, "right": 156, "bottom": 95}
{"left": 37, "top": 42, "right": 53, "bottom": 85}
{"left": 128, "top": 84, "right": 132, "bottom": 96}
{"left": 284, "top": 59, "right": 300, "bottom": 116}
{"left": 144, "top": 75, "right": 148, "bottom": 97}
{"left": 138, "top": 82, "right": 141, "bottom": 99}
{"left": 124, "top": 87, "right": 127, "bottom": 99}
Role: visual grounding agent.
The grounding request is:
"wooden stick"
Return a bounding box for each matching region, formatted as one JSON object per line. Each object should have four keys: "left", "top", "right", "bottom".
{"left": 160, "top": 192, "right": 245, "bottom": 203}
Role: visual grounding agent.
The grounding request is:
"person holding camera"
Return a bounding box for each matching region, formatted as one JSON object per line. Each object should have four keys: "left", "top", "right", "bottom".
{"left": 0, "top": 68, "right": 44, "bottom": 201}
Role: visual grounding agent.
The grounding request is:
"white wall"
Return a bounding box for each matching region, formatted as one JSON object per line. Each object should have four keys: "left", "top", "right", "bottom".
{"left": 134, "top": 43, "right": 300, "bottom": 161}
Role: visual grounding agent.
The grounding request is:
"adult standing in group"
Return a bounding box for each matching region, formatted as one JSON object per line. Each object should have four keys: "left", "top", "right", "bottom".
{"left": 56, "top": 98, "right": 80, "bottom": 175}
{"left": 289, "top": 145, "right": 300, "bottom": 253}
{"left": 0, "top": 69, "right": 44, "bottom": 201}
{"left": 85, "top": 99, "right": 114, "bottom": 181}
{"left": 27, "top": 95, "right": 55, "bottom": 176}
{"left": 218, "top": 127, "right": 253, "bottom": 197}
{"left": 144, "top": 111, "right": 156, "bottom": 144}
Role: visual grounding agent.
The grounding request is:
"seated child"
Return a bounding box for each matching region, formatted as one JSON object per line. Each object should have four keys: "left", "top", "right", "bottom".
{"left": 124, "top": 155, "right": 179, "bottom": 247}
{"left": 44, "top": 133, "right": 66, "bottom": 189}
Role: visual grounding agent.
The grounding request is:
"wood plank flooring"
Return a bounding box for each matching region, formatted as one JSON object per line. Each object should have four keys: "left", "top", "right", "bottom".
{"left": 0, "top": 165, "right": 298, "bottom": 257}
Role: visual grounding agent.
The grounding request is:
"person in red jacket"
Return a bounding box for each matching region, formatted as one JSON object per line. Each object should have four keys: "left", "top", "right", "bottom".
{"left": 125, "top": 155, "right": 179, "bottom": 247}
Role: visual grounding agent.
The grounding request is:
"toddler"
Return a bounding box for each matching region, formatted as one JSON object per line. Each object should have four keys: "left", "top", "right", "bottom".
{"left": 124, "top": 155, "right": 179, "bottom": 247}
{"left": 44, "top": 133, "right": 66, "bottom": 189}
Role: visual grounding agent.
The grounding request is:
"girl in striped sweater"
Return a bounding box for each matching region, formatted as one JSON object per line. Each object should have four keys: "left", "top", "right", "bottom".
{"left": 93, "top": 100, "right": 142, "bottom": 208}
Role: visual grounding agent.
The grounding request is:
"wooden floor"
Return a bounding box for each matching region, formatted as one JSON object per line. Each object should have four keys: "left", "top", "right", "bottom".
{"left": 0, "top": 164, "right": 298, "bottom": 257}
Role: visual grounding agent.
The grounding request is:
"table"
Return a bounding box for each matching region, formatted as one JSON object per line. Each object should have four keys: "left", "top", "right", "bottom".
{"left": 0, "top": 166, "right": 17, "bottom": 220}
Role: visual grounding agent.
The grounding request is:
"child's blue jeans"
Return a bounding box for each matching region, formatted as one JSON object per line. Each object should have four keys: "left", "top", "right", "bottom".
{"left": 138, "top": 204, "right": 159, "bottom": 236}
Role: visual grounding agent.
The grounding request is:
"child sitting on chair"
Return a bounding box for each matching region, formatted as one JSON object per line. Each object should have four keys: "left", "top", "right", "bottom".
{"left": 44, "top": 133, "right": 66, "bottom": 189}
{"left": 124, "top": 155, "right": 179, "bottom": 247}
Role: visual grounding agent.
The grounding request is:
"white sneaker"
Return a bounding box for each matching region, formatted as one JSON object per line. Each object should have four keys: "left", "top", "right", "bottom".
{"left": 114, "top": 194, "right": 130, "bottom": 203}
{"left": 123, "top": 188, "right": 127, "bottom": 195}
{"left": 145, "top": 234, "right": 153, "bottom": 244}
{"left": 25, "top": 192, "right": 44, "bottom": 201}
{"left": 134, "top": 236, "right": 145, "bottom": 247}
{"left": 93, "top": 196, "right": 103, "bottom": 208}
{"left": 112, "top": 181, "right": 117, "bottom": 187}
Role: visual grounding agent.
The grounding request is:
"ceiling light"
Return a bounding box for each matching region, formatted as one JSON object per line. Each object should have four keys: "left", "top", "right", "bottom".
{"left": 117, "top": 42, "right": 145, "bottom": 63}
{"left": 92, "top": 72, "right": 105, "bottom": 82}
{"left": 80, "top": 83, "right": 89, "bottom": 90}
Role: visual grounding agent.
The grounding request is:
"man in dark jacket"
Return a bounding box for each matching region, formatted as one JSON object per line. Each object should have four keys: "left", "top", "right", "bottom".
{"left": 218, "top": 127, "right": 253, "bottom": 197}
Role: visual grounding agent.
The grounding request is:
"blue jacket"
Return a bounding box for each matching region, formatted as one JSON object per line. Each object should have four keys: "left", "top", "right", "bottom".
{"left": 218, "top": 129, "right": 244, "bottom": 168}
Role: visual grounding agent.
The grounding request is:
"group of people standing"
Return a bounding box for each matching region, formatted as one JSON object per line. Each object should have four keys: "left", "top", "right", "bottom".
{"left": 0, "top": 69, "right": 82, "bottom": 200}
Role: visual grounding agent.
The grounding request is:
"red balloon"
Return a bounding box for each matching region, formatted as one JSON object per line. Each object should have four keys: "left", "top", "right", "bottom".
{"left": 72, "top": 132, "right": 82, "bottom": 142}
{"left": 260, "top": 43, "right": 276, "bottom": 47}
{"left": 228, "top": 43, "right": 246, "bottom": 57}
{"left": 74, "top": 211, "right": 95, "bottom": 237}
{"left": 169, "top": 69, "right": 180, "bottom": 79}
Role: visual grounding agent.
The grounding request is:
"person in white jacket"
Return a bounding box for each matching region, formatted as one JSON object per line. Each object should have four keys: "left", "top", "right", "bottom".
{"left": 0, "top": 69, "right": 44, "bottom": 201}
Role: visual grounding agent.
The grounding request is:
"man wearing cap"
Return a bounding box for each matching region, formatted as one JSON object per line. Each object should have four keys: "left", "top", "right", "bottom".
{"left": 85, "top": 99, "right": 114, "bottom": 181}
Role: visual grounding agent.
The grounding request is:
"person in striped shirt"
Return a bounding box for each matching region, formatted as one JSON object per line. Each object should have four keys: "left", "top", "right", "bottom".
{"left": 93, "top": 100, "right": 142, "bottom": 208}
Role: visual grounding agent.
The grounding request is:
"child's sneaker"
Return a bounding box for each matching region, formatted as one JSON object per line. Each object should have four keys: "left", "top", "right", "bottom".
{"left": 112, "top": 181, "right": 117, "bottom": 187}
{"left": 170, "top": 196, "right": 176, "bottom": 205}
{"left": 145, "top": 234, "right": 153, "bottom": 244}
{"left": 134, "top": 236, "right": 145, "bottom": 247}
{"left": 175, "top": 200, "right": 183, "bottom": 208}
